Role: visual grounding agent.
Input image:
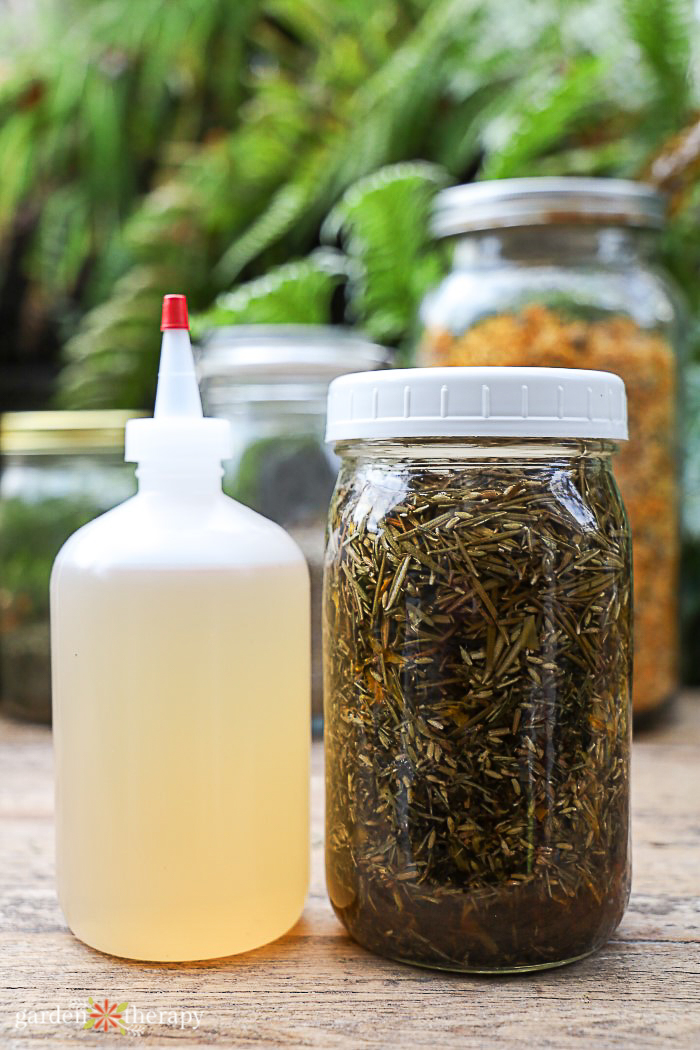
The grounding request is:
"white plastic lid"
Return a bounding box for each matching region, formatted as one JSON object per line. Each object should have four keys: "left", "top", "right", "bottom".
{"left": 325, "top": 367, "right": 628, "bottom": 443}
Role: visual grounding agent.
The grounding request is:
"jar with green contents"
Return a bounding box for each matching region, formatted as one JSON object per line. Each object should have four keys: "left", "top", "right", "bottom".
{"left": 0, "top": 412, "right": 139, "bottom": 722}
{"left": 323, "top": 367, "right": 632, "bottom": 972}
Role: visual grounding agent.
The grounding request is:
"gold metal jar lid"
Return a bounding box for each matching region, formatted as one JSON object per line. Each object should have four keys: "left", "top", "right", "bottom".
{"left": 0, "top": 411, "right": 145, "bottom": 455}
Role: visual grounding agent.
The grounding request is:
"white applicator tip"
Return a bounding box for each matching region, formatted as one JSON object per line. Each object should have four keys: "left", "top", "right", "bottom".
{"left": 124, "top": 293, "right": 232, "bottom": 464}
{"left": 153, "top": 294, "right": 203, "bottom": 420}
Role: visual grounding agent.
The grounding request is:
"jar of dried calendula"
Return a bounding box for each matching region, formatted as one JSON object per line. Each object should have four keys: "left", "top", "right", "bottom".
{"left": 420, "top": 178, "right": 681, "bottom": 721}
{"left": 323, "top": 367, "right": 632, "bottom": 973}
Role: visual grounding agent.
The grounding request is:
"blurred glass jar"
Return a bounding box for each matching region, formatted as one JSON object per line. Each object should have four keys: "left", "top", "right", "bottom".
{"left": 0, "top": 412, "right": 139, "bottom": 723}
{"left": 420, "top": 178, "right": 683, "bottom": 721}
{"left": 197, "top": 326, "right": 391, "bottom": 733}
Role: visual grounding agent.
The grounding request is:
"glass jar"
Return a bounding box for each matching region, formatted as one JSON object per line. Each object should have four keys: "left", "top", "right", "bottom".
{"left": 323, "top": 368, "right": 632, "bottom": 973}
{"left": 0, "top": 412, "right": 139, "bottom": 723}
{"left": 420, "top": 178, "right": 681, "bottom": 721}
{"left": 197, "top": 325, "right": 390, "bottom": 734}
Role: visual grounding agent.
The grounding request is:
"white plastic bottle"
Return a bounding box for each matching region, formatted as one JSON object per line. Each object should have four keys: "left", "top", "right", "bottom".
{"left": 51, "top": 295, "right": 310, "bottom": 961}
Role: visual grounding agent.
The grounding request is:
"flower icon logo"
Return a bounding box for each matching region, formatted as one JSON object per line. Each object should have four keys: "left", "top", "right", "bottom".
{"left": 84, "top": 998, "right": 128, "bottom": 1034}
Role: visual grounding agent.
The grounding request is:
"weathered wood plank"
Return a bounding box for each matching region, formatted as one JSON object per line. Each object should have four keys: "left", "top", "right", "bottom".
{"left": 1, "top": 700, "right": 699, "bottom": 1049}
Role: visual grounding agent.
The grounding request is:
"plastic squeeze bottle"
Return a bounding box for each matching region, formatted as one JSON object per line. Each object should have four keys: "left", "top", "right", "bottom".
{"left": 51, "top": 295, "right": 310, "bottom": 961}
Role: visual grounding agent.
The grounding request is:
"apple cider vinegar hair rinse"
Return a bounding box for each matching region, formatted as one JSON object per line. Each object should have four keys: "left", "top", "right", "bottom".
{"left": 51, "top": 295, "right": 310, "bottom": 961}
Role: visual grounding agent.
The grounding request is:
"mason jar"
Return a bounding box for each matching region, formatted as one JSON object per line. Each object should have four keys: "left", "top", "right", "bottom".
{"left": 323, "top": 367, "right": 632, "bottom": 973}
{"left": 420, "top": 178, "right": 681, "bottom": 721}
{"left": 0, "top": 412, "right": 138, "bottom": 723}
{"left": 197, "top": 325, "right": 390, "bottom": 733}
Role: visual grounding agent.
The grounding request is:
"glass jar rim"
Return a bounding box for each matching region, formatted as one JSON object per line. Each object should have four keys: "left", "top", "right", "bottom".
{"left": 0, "top": 411, "right": 144, "bottom": 455}
{"left": 431, "top": 177, "right": 665, "bottom": 238}
{"left": 197, "top": 325, "right": 391, "bottom": 385}
{"left": 333, "top": 436, "right": 618, "bottom": 462}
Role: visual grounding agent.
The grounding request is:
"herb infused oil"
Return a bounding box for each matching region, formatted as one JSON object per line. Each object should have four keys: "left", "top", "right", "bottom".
{"left": 323, "top": 368, "right": 632, "bottom": 973}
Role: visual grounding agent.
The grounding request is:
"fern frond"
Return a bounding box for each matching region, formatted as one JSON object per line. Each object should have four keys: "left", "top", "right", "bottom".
{"left": 58, "top": 264, "right": 177, "bottom": 408}
{"left": 8, "top": 0, "right": 700, "bottom": 410}
{"left": 482, "top": 55, "right": 605, "bottom": 180}
{"left": 195, "top": 250, "right": 348, "bottom": 334}
{"left": 28, "top": 186, "right": 91, "bottom": 296}
{"left": 0, "top": 111, "right": 36, "bottom": 229}
{"left": 623, "top": 0, "right": 694, "bottom": 128}
{"left": 322, "top": 162, "right": 448, "bottom": 342}
{"left": 325, "top": 0, "right": 484, "bottom": 193}
{"left": 214, "top": 155, "right": 329, "bottom": 284}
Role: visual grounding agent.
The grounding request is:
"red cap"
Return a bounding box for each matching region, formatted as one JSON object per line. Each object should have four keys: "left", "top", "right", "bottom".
{"left": 160, "top": 293, "right": 189, "bottom": 331}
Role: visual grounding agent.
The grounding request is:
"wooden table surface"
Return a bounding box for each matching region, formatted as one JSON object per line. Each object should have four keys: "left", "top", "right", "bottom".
{"left": 1, "top": 698, "right": 699, "bottom": 1049}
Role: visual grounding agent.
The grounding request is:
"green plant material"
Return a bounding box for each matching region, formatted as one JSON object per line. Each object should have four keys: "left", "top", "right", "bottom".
{"left": 0, "top": 93, "right": 37, "bottom": 227}
{"left": 191, "top": 251, "right": 348, "bottom": 336}
{"left": 57, "top": 0, "right": 485, "bottom": 404}
{"left": 0, "top": 0, "right": 259, "bottom": 278}
{"left": 1, "top": 0, "right": 700, "bottom": 411}
{"left": 322, "top": 162, "right": 449, "bottom": 344}
{"left": 0, "top": 496, "right": 103, "bottom": 619}
{"left": 225, "top": 433, "right": 336, "bottom": 527}
{"left": 623, "top": 0, "right": 694, "bottom": 131}
{"left": 659, "top": 183, "right": 700, "bottom": 320}
{"left": 324, "top": 445, "right": 632, "bottom": 970}
{"left": 0, "top": 493, "right": 107, "bottom": 723}
{"left": 481, "top": 56, "right": 606, "bottom": 181}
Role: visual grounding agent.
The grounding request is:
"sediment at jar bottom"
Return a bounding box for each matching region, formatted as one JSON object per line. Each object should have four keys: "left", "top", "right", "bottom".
{"left": 420, "top": 304, "right": 677, "bottom": 715}
{"left": 328, "top": 862, "right": 631, "bottom": 971}
{"left": 323, "top": 450, "right": 632, "bottom": 972}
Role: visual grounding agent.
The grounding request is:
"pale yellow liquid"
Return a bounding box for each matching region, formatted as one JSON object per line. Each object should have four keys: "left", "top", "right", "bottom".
{"left": 52, "top": 559, "right": 309, "bottom": 961}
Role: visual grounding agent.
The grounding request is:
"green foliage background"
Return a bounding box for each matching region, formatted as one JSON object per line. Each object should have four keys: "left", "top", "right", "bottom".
{"left": 2, "top": 0, "right": 699, "bottom": 407}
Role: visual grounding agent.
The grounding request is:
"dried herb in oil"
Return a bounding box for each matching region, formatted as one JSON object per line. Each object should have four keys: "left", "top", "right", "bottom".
{"left": 323, "top": 445, "right": 632, "bottom": 971}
